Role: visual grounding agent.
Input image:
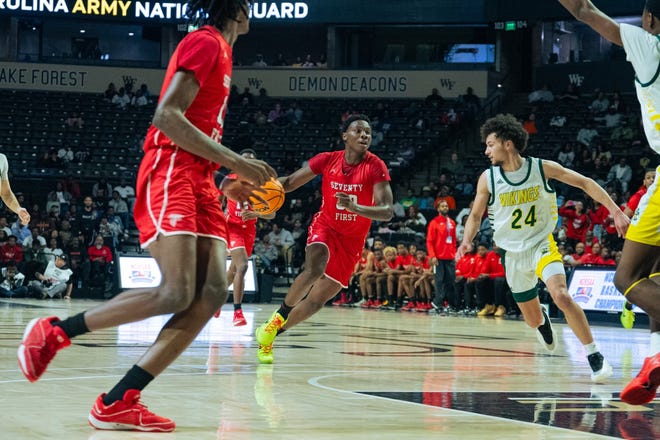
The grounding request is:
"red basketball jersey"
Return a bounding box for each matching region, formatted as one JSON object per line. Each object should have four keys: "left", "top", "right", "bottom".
{"left": 142, "top": 25, "right": 232, "bottom": 171}
{"left": 308, "top": 150, "right": 390, "bottom": 238}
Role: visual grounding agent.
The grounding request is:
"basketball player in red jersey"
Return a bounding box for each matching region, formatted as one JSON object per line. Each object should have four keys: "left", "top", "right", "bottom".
{"left": 255, "top": 114, "right": 394, "bottom": 364}
{"left": 17, "top": 0, "right": 274, "bottom": 432}
{"left": 216, "top": 148, "right": 275, "bottom": 325}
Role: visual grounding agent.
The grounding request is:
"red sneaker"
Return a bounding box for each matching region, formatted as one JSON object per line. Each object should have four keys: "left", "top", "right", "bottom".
{"left": 402, "top": 301, "right": 416, "bottom": 311}
{"left": 213, "top": 308, "right": 221, "bottom": 318}
{"left": 233, "top": 309, "right": 247, "bottom": 326}
{"left": 332, "top": 293, "right": 347, "bottom": 306}
{"left": 17, "top": 316, "right": 71, "bottom": 382}
{"left": 361, "top": 299, "right": 373, "bottom": 308}
{"left": 88, "top": 390, "right": 175, "bottom": 432}
{"left": 621, "top": 353, "right": 660, "bottom": 405}
{"left": 370, "top": 300, "right": 382, "bottom": 308}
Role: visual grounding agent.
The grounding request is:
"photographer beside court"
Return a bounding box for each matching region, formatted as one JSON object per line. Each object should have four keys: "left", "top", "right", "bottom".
{"left": 29, "top": 254, "right": 73, "bottom": 299}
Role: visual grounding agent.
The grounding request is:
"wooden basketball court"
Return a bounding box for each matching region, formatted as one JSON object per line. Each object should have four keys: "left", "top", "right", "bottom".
{"left": 1, "top": 298, "right": 656, "bottom": 439}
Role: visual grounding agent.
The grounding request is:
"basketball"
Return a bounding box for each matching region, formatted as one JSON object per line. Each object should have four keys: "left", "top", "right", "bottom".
{"left": 249, "top": 178, "right": 285, "bottom": 215}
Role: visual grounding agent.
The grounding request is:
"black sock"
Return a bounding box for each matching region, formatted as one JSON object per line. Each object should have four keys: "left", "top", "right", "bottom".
{"left": 102, "top": 365, "right": 154, "bottom": 406}
{"left": 277, "top": 301, "right": 293, "bottom": 320}
{"left": 234, "top": 303, "right": 242, "bottom": 311}
{"left": 277, "top": 328, "right": 286, "bottom": 336}
{"left": 53, "top": 312, "right": 89, "bottom": 339}
{"left": 625, "top": 302, "right": 633, "bottom": 311}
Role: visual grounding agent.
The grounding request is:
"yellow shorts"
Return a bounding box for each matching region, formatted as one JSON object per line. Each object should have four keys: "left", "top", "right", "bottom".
{"left": 627, "top": 167, "right": 660, "bottom": 247}
{"left": 503, "top": 234, "right": 564, "bottom": 294}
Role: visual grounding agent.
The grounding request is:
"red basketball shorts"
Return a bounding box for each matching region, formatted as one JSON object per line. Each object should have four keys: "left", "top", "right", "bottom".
{"left": 306, "top": 217, "right": 365, "bottom": 288}
{"left": 133, "top": 147, "right": 228, "bottom": 248}
{"left": 227, "top": 221, "right": 257, "bottom": 256}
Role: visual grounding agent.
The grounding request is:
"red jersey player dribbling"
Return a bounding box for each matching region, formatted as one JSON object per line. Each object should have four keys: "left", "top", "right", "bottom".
{"left": 255, "top": 114, "right": 395, "bottom": 364}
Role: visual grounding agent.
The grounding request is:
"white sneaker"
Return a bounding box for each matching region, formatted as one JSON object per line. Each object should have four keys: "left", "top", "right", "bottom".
{"left": 536, "top": 304, "right": 556, "bottom": 352}
{"left": 352, "top": 299, "right": 365, "bottom": 308}
{"left": 589, "top": 353, "right": 613, "bottom": 383}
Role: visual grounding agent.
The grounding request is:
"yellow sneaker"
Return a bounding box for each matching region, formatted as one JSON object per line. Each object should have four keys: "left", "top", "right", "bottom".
{"left": 256, "top": 311, "right": 286, "bottom": 364}
{"left": 477, "top": 304, "right": 495, "bottom": 316}
{"left": 620, "top": 306, "right": 635, "bottom": 329}
{"left": 257, "top": 342, "right": 274, "bottom": 365}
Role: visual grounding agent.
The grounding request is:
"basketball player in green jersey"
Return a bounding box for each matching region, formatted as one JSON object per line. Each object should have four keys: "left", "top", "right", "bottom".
{"left": 457, "top": 114, "right": 629, "bottom": 382}
{"left": 558, "top": 0, "right": 660, "bottom": 405}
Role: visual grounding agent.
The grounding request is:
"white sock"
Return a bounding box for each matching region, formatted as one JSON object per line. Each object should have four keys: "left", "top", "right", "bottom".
{"left": 584, "top": 342, "right": 599, "bottom": 356}
{"left": 650, "top": 332, "right": 660, "bottom": 356}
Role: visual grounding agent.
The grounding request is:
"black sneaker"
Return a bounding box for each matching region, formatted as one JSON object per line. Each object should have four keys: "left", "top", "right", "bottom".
{"left": 588, "top": 352, "right": 613, "bottom": 382}
{"left": 536, "top": 305, "right": 556, "bottom": 352}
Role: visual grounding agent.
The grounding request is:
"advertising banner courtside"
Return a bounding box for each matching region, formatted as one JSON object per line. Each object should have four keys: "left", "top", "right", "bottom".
{"left": 0, "top": 62, "right": 488, "bottom": 98}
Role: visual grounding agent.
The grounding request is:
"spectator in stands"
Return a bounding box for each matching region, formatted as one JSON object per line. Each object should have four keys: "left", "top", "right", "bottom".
{"left": 398, "top": 188, "right": 418, "bottom": 210}
{"left": 97, "top": 216, "right": 118, "bottom": 249}
{"left": 11, "top": 219, "right": 31, "bottom": 244}
{"left": 403, "top": 205, "right": 427, "bottom": 233}
{"left": 590, "top": 91, "right": 610, "bottom": 115}
{"left": 316, "top": 53, "right": 328, "bottom": 68}
{"left": 103, "top": 82, "right": 117, "bottom": 101}
{"left": 580, "top": 242, "right": 603, "bottom": 265}
{"left": 66, "top": 236, "right": 88, "bottom": 287}
{"left": 607, "top": 157, "right": 633, "bottom": 193}
{"left": 528, "top": 83, "right": 554, "bottom": 103}
{"left": 559, "top": 200, "right": 590, "bottom": 250}
{"left": 577, "top": 120, "right": 599, "bottom": 147}
{"left": 111, "top": 87, "right": 131, "bottom": 109}
{"left": 291, "top": 56, "right": 303, "bottom": 67}
{"left": 43, "top": 237, "right": 64, "bottom": 264}
{"left": 77, "top": 196, "right": 98, "bottom": 246}
{"left": 624, "top": 168, "right": 656, "bottom": 217}
{"left": 108, "top": 191, "right": 129, "bottom": 231}
{"left": 266, "top": 222, "right": 295, "bottom": 271}
{"left": 92, "top": 177, "right": 113, "bottom": 201}
{"left": 0, "top": 216, "right": 11, "bottom": 237}
{"left": 87, "top": 234, "right": 113, "bottom": 289}
{"left": 239, "top": 87, "right": 254, "bottom": 104}
{"left": 131, "top": 89, "right": 149, "bottom": 107}
{"left": 559, "top": 83, "right": 580, "bottom": 100}
{"left": 595, "top": 106, "right": 623, "bottom": 127}
{"left": 0, "top": 261, "right": 27, "bottom": 298}
{"left": 114, "top": 178, "right": 136, "bottom": 208}
{"left": 301, "top": 54, "right": 316, "bottom": 67}
{"left": 58, "top": 219, "right": 74, "bottom": 250}
{"left": 138, "top": 83, "right": 151, "bottom": 100}
{"left": 583, "top": 229, "right": 599, "bottom": 254}
{"left": 47, "top": 182, "right": 72, "bottom": 217}
{"left": 253, "top": 235, "right": 280, "bottom": 272}
{"left": 427, "top": 200, "right": 457, "bottom": 312}
{"left": 29, "top": 254, "right": 72, "bottom": 299}
{"left": 252, "top": 53, "right": 268, "bottom": 67}
{"left": 0, "top": 235, "right": 23, "bottom": 266}
{"left": 425, "top": 88, "right": 445, "bottom": 107}
{"left": 592, "top": 141, "right": 612, "bottom": 167}
{"left": 61, "top": 175, "right": 81, "bottom": 202}
{"left": 22, "top": 227, "right": 46, "bottom": 249}
{"left": 57, "top": 146, "right": 74, "bottom": 165}
{"left": 434, "top": 185, "right": 456, "bottom": 211}
{"left": 65, "top": 112, "right": 84, "bottom": 129}
{"left": 285, "top": 102, "right": 303, "bottom": 125}
{"left": 522, "top": 112, "right": 538, "bottom": 135}
{"left": 557, "top": 142, "right": 576, "bottom": 168}
{"left": 273, "top": 53, "right": 288, "bottom": 66}
{"left": 267, "top": 103, "right": 284, "bottom": 125}
{"left": 599, "top": 246, "right": 617, "bottom": 266}
{"left": 609, "top": 90, "right": 627, "bottom": 113}
{"left": 417, "top": 186, "right": 435, "bottom": 210}
{"left": 442, "top": 151, "right": 466, "bottom": 177}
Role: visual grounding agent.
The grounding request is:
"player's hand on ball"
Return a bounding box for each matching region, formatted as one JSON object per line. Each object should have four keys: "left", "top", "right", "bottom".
{"left": 335, "top": 192, "right": 355, "bottom": 211}
{"left": 233, "top": 157, "right": 277, "bottom": 187}
{"left": 220, "top": 177, "right": 266, "bottom": 204}
{"left": 241, "top": 210, "right": 259, "bottom": 221}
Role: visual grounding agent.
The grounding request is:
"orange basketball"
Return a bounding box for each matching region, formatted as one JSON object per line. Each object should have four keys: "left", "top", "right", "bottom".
{"left": 249, "top": 178, "right": 285, "bottom": 215}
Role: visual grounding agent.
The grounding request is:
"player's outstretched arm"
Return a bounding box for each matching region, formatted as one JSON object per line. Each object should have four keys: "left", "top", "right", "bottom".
{"left": 336, "top": 181, "right": 394, "bottom": 222}
{"left": 278, "top": 165, "right": 317, "bottom": 193}
{"left": 558, "top": 0, "right": 622, "bottom": 46}
{"left": 542, "top": 159, "right": 630, "bottom": 237}
{"left": 457, "top": 172, "right": 489, "bottom": 260}
{"left": 0, "top": 177, "right": 29, "bottom": 225}
{"left": 152, "top": 71, "right": 274, "bottom": 186}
